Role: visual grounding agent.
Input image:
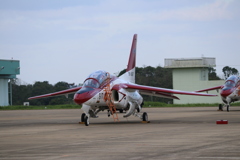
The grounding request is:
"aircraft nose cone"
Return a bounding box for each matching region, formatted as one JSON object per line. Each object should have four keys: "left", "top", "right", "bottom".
{"left": 221, "top": 89, "right": 232, "bottom": 98}
{"left": 74, "top": 92, "right": 93, "bottom": 104}
{"left": 73, "top": 88, "right": 101, "bottom": 104}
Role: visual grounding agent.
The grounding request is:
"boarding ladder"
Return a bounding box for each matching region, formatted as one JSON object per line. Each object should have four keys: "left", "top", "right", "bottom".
{"left": 104, "top": 75, "right": 119, "bottom": 122}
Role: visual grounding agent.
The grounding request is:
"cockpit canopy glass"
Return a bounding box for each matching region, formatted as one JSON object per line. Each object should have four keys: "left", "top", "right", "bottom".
{"left": 223, "top": 75, "right": 238, "bottom": 90}
{"left": 82, "top": 70, "right": 110, "bottom": 88}
{"left": 227, "top": 75, "right": 238, "bottom": 84}
{"left": 87, "top": 70, "right": 109, "bottom": 84}
{"left": 83, "top": 78, "right": 100, "bottom": 88}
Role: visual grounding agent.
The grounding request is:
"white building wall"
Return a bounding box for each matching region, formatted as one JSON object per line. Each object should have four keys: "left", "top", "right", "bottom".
{"left": 172, "top": 68, "right": 224, "bottom": 104}
{"left": 0, "top": 79, "right": 9, "bottom": 106}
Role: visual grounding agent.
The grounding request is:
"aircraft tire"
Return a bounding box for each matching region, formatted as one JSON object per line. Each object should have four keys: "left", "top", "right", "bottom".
{"left": 142, "top": 112, "right": 148, "bottom": 122}
{"left": 84, "top": 116, "right": 89, "bottom": 126}
{"left": 218, "top": 104, "right": 223, "bottom": 111}
{"left": 137, "top": 108, "right": 140, "bottom": 113}
{"left": 227, "top": 105, "right": 229, "bottom": 112}
{"left": 81, "top": 113, "right": 86, "bottom": 122}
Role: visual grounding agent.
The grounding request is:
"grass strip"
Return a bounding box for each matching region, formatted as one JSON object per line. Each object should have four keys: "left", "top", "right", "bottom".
{"left": 1, "top": 102, "right": 240, "bottom": 110}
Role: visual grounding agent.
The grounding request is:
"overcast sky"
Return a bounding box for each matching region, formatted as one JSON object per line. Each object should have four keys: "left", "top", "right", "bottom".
{"left": 1, "top": 0, "right": 240, "bottom": 85}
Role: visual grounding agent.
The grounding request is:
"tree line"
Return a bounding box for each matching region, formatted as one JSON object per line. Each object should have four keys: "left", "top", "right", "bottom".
{"left": 118, "top": 66, "right": 173, "bottom": 103}
{"left": 9, "top": 65, "right": 238, "bottom": 105}
{"left": 11, "top": 81, "right": 75, "bottom": 105}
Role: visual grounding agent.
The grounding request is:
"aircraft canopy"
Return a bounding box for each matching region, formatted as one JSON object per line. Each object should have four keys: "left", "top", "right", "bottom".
{"left": 83, "top": 70, "right": 110, "bottom": 88}
{"left": 223, "top": 75, "right": 239, "bottom": 90}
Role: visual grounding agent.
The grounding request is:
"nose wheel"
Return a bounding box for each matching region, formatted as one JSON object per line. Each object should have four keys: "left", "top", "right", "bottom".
{"left": 81, "top": 113, "right": 86, "bottom": 122}
{"left": 80, "top": 113, "right": 90, "bottom": 126}
{"left": 84, "top": 116, "right": 89, "bottom": 126}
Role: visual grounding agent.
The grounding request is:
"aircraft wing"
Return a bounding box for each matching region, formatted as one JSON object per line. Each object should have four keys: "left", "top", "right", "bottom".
{"left": 112, "top": 83, "right": 217, "bottom": 100}
{"left": 28, "top": 86, "right": 82, "bottom": 100}
{"left": 195, "top": 85, "right": 223, "bottom": 93}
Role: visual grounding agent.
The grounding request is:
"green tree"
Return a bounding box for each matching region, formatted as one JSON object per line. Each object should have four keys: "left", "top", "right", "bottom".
{"left": 54, "top": 81, "right": 69, "bottom": 91}
{"left": 49, "top": 81, "right": 74, "bottom": 105}
{"left": 31, "top": 81, "right": 54, "bottom": 105}
{"left": 10, "top": 80, "right": 75, "bottom": 105}
{"left": 118, "top": 65, "right": 173, "bottom": 103}
{"left": 222, "top": 66, "right": 239, "bottom": 79}
{"left": 208, "top": 67, "right": 221, "bottom": 80}
{"left": 11, "top": 79, "right": 33, "bottom": 105}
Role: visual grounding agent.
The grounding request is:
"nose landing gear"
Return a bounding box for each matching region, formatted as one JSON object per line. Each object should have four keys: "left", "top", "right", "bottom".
{"left": 80, "top": 113, "right": 89, "bottom": 126}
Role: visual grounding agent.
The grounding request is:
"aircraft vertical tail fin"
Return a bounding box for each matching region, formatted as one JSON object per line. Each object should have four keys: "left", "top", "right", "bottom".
{"left": 119, "top": 34, "right": 137, "bottom": 83}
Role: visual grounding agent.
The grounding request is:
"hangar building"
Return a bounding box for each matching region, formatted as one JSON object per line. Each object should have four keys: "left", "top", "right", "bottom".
{"left": 164, "top": 57, "right": 224, "bottom": 104}
{"left": 0, "top": 59, "right": 20, "bottom": 106}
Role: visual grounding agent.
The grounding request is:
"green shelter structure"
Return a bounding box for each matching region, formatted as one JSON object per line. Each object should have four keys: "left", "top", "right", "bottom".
{"left": 164, "top": 57, "right": 224, "bottom": 104}
{"left": 0, "top": 59, "right": 20, "bottom": 106}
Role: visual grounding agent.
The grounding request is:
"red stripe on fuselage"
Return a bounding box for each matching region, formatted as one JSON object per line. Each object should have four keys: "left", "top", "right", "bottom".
{"left": 220, "top": 88, "right": 234, "bottom": 98}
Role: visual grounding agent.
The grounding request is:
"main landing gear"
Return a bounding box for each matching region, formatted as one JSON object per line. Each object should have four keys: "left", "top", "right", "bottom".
{"left": 142, "top": 112, "right": 148, "bottom": 122}
{"left": 227, "top": 105, "right": 230, "bottom": 112}
{"left": 218, "top": 104, "right": 223, "bottom": 111}
{"left": 80, "top": 111, "right": 150, "bottom": 126}
{"left": 134, "top": 111, "right": 149, "bottom": 123}
{"left": 218, "top": 104, "right": 230, "bottom": 112}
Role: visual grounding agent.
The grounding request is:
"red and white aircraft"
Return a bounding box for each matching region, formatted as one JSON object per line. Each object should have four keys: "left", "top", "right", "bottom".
{"left": 196, "top": 75, "right": 240, "bottom": 112}
{"left": 28, "top": 34, "right": 217, "bottom": 126}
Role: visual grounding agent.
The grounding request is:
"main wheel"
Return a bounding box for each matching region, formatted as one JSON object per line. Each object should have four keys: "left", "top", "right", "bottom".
{"left": 218, "top": 104, "right": 223, "bottom": 111}
{"left": 227, "top": 105, "right": 230, "bottom": 112}
{"left": 81, "top": 113, "right": 86, "bottom": 122}
{"left": 84, "top": 116, "right": 89, "bottom": 126}
{"left": 142, "top": 112, "right": 148, "bottom": 121}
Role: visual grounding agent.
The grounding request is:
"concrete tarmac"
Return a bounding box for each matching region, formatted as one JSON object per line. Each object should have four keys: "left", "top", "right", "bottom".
{"left": 0, "top": 107, "right": 240, "bottom": 160}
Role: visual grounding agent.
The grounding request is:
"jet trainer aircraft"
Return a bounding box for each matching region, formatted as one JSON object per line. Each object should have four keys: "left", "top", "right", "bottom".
{"left": 196, "top": 75, "right": 240, "bottom": 112}
{"left": 28, "top": 34, "right": 217, "bottom": 126}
